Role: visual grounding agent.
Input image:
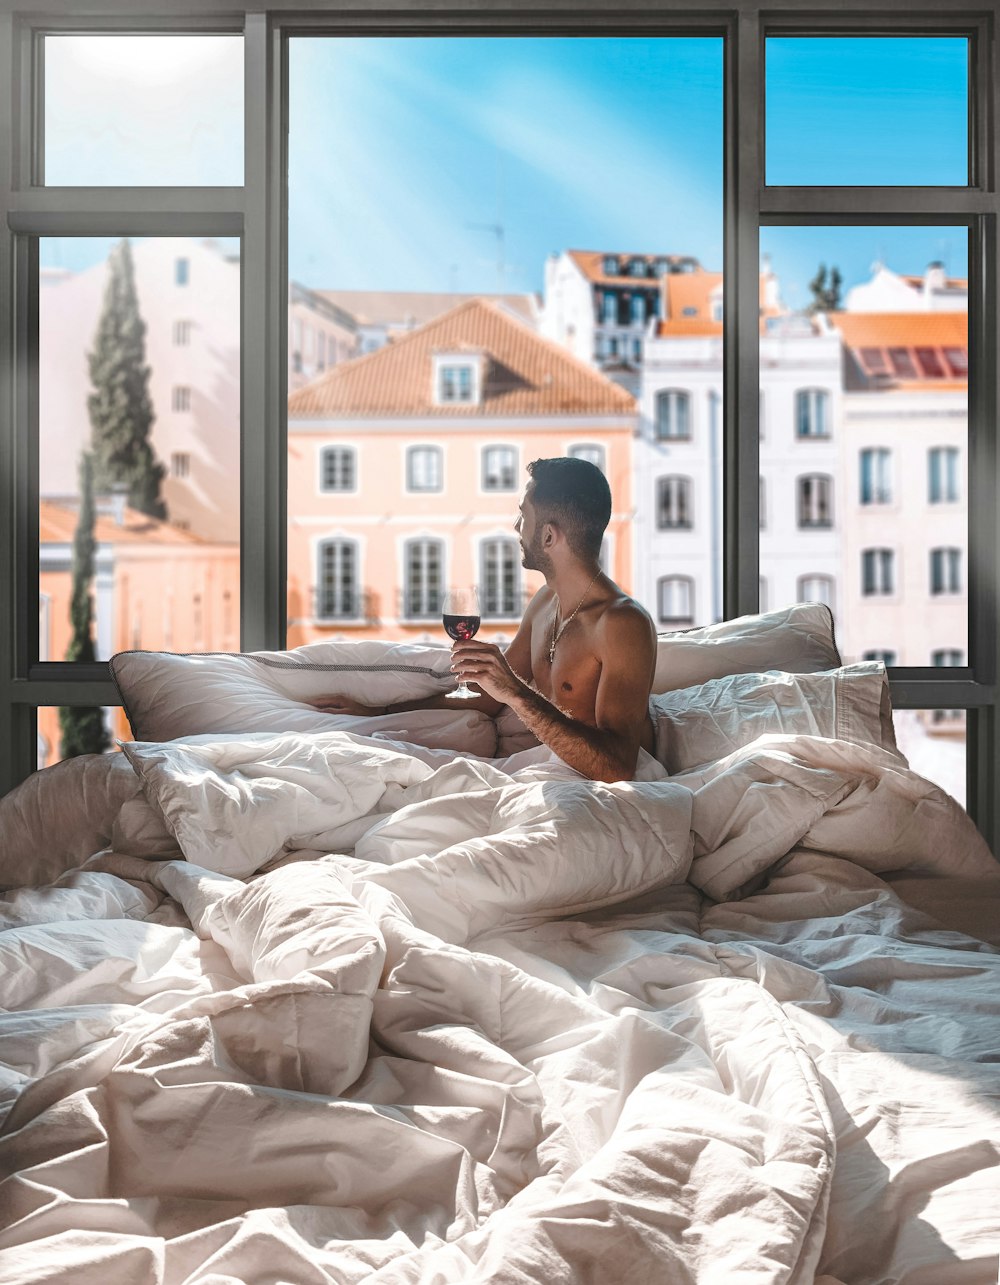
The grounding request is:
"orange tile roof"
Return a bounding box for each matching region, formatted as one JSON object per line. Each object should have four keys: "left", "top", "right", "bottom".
{"left": 288, "top": 297, "right": 636, "bottom": 418}
{"left": 655, "top": 271, "right": 781, "bottom": 337}
{"left": 831, "top": 312, "right": 968, "bottom": 391}
{"left": 900, "top": 274, "right": 967, "bottom": 291}
{"left": 568, "top": 249, "right": 701, "bottom": 286}
{"left": 40, "top": 499, "right": 208, "bottom": 545}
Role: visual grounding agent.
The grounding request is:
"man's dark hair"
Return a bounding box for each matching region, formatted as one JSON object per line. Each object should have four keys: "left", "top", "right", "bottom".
{"left": 526, "top": 456, "right": 612, "bottom": 561}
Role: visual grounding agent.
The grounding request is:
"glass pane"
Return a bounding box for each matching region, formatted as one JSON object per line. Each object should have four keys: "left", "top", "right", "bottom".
{"left": 766, "top": 37, "right": 968, "bottom": 187}
{"left": 37, "top": 707, "right": 124, "bottom": 769}
{"left": 39, "top": 237, "right": 241, "bottom": 663}
{"left": 43, "top": 35, "right": 244, "bottom": 186}
{"left": 286, "top": 37, "right": 723, "bottom": 642}
{"left": 892, "top": 709, "right": 966, "bottom": 809}
{"left": 758, "top": 226, "right": 968, "bottom": 668}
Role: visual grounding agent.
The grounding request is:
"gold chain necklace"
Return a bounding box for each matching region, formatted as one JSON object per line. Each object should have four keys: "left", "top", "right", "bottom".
{"left": 549, "top": 572, "right": 600, "bottom": 664}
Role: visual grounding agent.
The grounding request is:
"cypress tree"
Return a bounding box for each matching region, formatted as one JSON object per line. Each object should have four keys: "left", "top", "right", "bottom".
{"left": 88, "top": 238, "right": 167, "bottom": 520}
{"left": 59, "top": 452, "right": 109, "bottom": 757}
{"left": 807, "top": 263, "right": 843, "bottom": 314}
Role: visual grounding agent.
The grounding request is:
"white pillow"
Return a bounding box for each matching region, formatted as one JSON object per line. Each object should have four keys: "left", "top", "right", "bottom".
{"left": 652, "top": 662, "right": 900, "bottom": 775}
{"left": 654, "top": 602, "right": 841, "bottom": 694}
{"left": 110, "top": 639, "right": 498, "bottom": 757}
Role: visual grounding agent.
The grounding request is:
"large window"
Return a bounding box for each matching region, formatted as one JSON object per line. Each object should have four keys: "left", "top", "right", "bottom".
{"left": 657, "top": 477, "right": 693, "bottom": 530}
{"left": 795, "top": 389, "right": 830, "bottom": 439}
{"left": 317, "top": 538, "right": 360, "bottom": 620}
{"left": 403, "top": 538, "right": 444, "bottom": 619}
{"left": 482, "top": 446, "right": 517, "bottom": 492}
{"left": 658, "top": 576, "right": 694, "bottom": 627}
{"left": 860, "top": 449, "right": 892, "bottom": 505}
{"left": 655, "top": 390, "right": 691, "bottom": 441}
{"left": 2, "top": 13, "right": 995, "bottom": 847}
{"left": 797, "top": 475, "right": 833, "bottom": 529}
{"left": 481, "top": 537, "right": 521, "bottom": 618}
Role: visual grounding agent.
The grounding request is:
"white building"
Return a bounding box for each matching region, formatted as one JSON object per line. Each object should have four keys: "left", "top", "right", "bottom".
{"left": 831, "top": 310, "right": 968, "bottom": 669}
{"left": 634, "top": 269, "right": 840, "bottom": 631}
{"left": 541, "top": 249, "right": 705, "bottom": 398}
{"left": 843, "top": 260, "right": 967, "bottom": 314}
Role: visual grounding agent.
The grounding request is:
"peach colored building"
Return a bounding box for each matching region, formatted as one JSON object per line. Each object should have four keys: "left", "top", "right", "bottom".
{"left": 39, "top": 497, "right": 239, "bottom": 765}
{"left": 286, "top": 298, "right": 637, "bottom": 647}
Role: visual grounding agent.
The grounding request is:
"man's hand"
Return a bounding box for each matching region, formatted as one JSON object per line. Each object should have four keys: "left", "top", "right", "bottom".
{"left": 451, "top": 639, "right": 527, "bottom": 704}
{"left": 311, "top": 695, "right": 384, "bottom": 717}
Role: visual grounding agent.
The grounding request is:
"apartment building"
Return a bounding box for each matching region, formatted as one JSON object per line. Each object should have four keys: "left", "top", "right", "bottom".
{"left": 286, "top": 297, "right": 637, "bottom": 646}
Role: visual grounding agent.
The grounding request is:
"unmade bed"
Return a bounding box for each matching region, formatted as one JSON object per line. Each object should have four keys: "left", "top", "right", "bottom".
{"left": 1, "top": 605, "right": 998, "bottom": 1284}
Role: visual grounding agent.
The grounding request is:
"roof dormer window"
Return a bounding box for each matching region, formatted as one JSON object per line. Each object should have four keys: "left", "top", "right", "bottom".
{"left": 629, "top": 257, "right": 647, "bottom": 277}
{"left": 432, "top": 353, "right": 481, "bottom": 406}
{"left": 602, "top": 255, "right": 619, "bottom": 276}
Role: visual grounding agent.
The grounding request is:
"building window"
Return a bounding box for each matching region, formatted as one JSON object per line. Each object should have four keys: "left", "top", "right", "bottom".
{"left": 602, "top": 255, "right": 618, "bottom": 276}
{"left": 175, "top": 257, "right": 189, "bottom": 286}
{"left": 797, "top": 474, "right": 833, "bottom": 528}
{"left": 888, "top": 347, "right": 917, "bottom": 379}
{"left": 943, "top": 347, "right": 968, "bottom": 377}
{"left": 320, "top": 446, "right": 356, "bottom": 493}
{"left": 930, "top": 546, "right": 962, "bottom": 595}
{"left": 439, "top": 364, "right": 474, "bottom": 403}
{"left": 862, "top": 548, "right": 895, "bottom": 596}
{"left": 602, "top": 291, "right": 617, "bottom": 324}
{"left": 655, "top": 389, "right": 691, "bottom": 440}
{"left": 170, "top": 452, "right": 190, "bottom": 479}
{"left": 407, "top": 445, "right": 443, "bottom": 492}
{"left": 568, "top": 443, "right": 605, "bottom": 472}
{"left": 915, "top": 346, "right": 945, "bottom": 377}
{"left": 932, "top": 649, "right": 964, "bottom": 667}
{"left": 795, "top": 388, "right": 830, "bottom": 439}
{"left": 628, "top": 257, "right": 646, "bottom": 277}
{"left": 482, "top": 445, "right": 517, "bottom": 491}
{"left": 929, "top": 446, "right": 960, "bottom": 503}
{"left": 860, "top": 448, "right": 892, "bottom": 505}
{"left": 172, "top": 385, "right": 191, "bottom": 412}
{"left": 173, "top": 319, "right": 192, "bottom": 345}
{"left": 318, "top": 539, "right": 359, "bottom": 620}
{"left": 630, "top": 294, "right": 646, "bottom": 324}
{"left": 632, "top": 337, "right": 642, "bottom": 362}
{"left": 864, "top": 649, "right": 897, "bottom": 666}
{"left": 481, "top": 537, "right": 520, "bottom": 617}
{"left": 658, "top": 575, "right": 694, "bottom": 626}
{"left": 404, "top": 538, "right": 444, "bottom": 618}
{"left": 657, "top": 476, "right": 692, "bottom": 530}
{"left": 797, "top": 574, "right": 834, "bottom": 609}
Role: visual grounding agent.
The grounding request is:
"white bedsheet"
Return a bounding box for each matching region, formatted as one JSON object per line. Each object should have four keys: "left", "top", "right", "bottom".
{"left": 1, "top": 726, "right": 998, "bottom": 1284}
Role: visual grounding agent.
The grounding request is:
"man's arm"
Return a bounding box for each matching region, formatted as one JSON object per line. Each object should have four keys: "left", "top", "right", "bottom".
{"left": 312, "top": 597, "right": 542, "bottom": 720}
{"left": 452, "top": 604, "right": 656, "bottom": 783}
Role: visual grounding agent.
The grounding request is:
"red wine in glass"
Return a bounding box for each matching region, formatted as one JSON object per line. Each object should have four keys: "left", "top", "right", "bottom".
{"left": 442, "top": 588, "right": 481, "bottom": 699}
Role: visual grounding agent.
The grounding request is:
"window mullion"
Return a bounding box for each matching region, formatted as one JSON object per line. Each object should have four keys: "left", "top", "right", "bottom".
{"left": 242, "top": 11, "right": 286, "bottom": 651}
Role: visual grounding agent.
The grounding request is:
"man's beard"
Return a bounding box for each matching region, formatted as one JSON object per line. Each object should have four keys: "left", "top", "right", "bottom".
{"left": 520, "top": 530, "right": 553, "bottom": 576}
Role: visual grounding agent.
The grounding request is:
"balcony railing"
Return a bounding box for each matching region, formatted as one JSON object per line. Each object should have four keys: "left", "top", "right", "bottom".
{"left": 313, "top": 586, "right": 380, "bottom": 626}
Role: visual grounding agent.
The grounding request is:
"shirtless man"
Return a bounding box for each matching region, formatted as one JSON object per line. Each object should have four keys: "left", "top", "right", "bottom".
{"left": 314, "top": 456, "right": 657, "bottom": 782}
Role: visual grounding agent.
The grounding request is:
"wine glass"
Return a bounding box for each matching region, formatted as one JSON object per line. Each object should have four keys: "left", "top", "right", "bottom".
{"left": 442, "top": 587, "right": 482, "bottom": 699}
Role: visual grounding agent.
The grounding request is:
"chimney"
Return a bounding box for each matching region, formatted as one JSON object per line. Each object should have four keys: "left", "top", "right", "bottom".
{"left": 925, "top": 260, "right": 946, "bottom": 295}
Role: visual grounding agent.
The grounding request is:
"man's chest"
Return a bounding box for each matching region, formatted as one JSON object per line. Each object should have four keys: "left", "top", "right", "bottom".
{"left": 528, "top": 618, "right": 603, "bottom": 716}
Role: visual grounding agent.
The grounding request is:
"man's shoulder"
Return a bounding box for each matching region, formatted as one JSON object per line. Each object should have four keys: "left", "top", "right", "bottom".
{"left": 596, "top": 591, "right": 656, "bottom": 644}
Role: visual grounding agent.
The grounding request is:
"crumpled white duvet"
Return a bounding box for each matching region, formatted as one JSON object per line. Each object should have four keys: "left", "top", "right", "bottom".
{"left": 1, "top": 726, "right": 998, "bottom": 1285}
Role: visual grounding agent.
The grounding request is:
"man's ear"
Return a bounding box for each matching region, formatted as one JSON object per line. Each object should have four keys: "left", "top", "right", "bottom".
{"left": 542, "top": 521, "right": 558, "bottom": 548}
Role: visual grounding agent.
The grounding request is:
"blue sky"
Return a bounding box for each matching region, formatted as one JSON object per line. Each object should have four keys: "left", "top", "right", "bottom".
{"left": 41, "top": 34, "right": 970, "bottom": 309}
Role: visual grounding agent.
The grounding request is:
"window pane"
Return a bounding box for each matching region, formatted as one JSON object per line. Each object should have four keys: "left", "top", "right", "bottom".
{"left": 38, "top": 237, "right": 241, "bottom": 662}
{"left": 760, "top": 226, "right": 968, "bottom": 666}
{"left": 892, "top": 709, "right": 966, "bottom": 809}
{"left": 37, "top": 707, "right": 125, "bottom": 769}
{"left": 766, "top": 37, "right": 968, "bottom": 186}
{"left": 43, "top": 35, "right": 244, "bottom": 186}
{"left": 286, "top": 36, "right": 723, "bottom": 641}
